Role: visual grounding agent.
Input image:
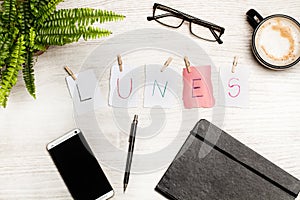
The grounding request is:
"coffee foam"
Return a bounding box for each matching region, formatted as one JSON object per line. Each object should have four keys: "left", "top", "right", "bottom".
{"left": 255, "top": 16, "right": 300, "bottom": 66}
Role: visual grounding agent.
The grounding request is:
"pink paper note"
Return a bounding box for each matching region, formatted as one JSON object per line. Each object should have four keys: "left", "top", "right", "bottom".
{"left": 182, "top": 66, "right": 215, "bottom": 108}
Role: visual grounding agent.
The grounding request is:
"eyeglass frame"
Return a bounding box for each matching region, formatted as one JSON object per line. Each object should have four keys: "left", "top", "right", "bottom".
{"left": 147, "top": 3, "right": 225, "bottom": 44}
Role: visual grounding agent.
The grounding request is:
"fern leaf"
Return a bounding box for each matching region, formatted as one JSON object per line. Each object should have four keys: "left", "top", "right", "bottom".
{"left": 81, "top": 26, "right": 112, "bottom": 40}
{"left": 0, "top": 33, "right": 12, "bottom": 67}
{"left": 18, "top": 0, "right": 32, "bottom": 35}
{"left": 43, "top": 8, "right": 125, "bottom": 27}
{"left": 33, "top": 43, "right": 48, "bottom": 52}
{"left": 36, "top": 25, "right": 111, "bottom": 46}
{"left": 0, "top": 35, "right": 26, "bottom": 107}
{"left": 30, "top": 0, "right": 55, "bottom": 16}
{"left": 0, "top": 26, "right": 19, "bottom": 68}
{"left": 1, "top": 0, "right": 17, "bottom": 27}
{"left": 0, "top": 5, "right": 4, "bottom": 28}
{"left": 31, "top": 0, "right": 64, "bottom": 24}
{"left": 22, "top": 50, "right": 36, "bottom": 98}
{"left": 29, "top": 27, "right": 36, "bottom": 48}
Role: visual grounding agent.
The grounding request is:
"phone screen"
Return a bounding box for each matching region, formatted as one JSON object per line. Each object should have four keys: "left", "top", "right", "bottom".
{"left": 48, "top": 131, "right": 113, "bottom": 200}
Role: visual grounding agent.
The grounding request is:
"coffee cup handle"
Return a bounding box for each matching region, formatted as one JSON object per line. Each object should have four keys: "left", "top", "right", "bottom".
{"left": 246, "top": 9, "right": 264, "bottom": 29}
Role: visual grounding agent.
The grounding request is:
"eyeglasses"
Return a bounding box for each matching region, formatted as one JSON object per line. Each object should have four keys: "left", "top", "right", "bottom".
{"left": 147, "top": 3, "right": 225, "bottom": 44}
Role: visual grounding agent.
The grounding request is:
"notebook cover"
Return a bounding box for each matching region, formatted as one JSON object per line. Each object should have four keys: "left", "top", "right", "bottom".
{"left": 155, "top": 119, "right": 300, "bottom": 200}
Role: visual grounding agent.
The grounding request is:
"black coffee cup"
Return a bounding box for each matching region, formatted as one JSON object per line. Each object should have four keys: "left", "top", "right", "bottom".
{"left": 246, "top": 9, "right": 300, "bottom": 70}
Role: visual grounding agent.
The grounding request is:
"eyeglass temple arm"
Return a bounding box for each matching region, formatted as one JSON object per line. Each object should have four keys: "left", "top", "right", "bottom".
{"left": 210, "top": 28, "right": 223, "bottom": 44}
{"left": 147, "top": 13, "right": 177, "bottom": 21}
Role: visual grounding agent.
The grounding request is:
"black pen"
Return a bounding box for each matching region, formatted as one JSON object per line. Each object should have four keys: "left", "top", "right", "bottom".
{"left": 123, "top": 115, "right": 138, "bottom": 193}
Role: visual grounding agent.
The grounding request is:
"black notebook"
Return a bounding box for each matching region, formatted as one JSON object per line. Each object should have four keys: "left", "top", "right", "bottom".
{"left": 155, "top": 119, "right": 300, "bottom": 200}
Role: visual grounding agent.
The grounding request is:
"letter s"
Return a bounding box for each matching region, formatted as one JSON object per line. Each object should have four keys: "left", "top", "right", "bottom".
{"left": 228, "top": 78, "right": 240, "bottom": 98}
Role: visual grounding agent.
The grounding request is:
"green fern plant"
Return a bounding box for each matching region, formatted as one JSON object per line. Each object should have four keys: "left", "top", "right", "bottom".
{"left": 0, "top": 0, "right": 124, "bottom": 107}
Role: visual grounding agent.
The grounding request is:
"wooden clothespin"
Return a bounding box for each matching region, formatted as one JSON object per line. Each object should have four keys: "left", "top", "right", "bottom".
{"left": 161, "top": 57, "right": 173, "bottom": 72}
{"left": 184, "top": 56, "right": 191, "bottom": 73}
{"left": 117, "top": 54, "right": 123, "bottom": 72}
{"left": 64, "top": 66, "right": 76, "bottom": 80}
{"left": 231, "top": 56, "right": 238, "bottom": 73}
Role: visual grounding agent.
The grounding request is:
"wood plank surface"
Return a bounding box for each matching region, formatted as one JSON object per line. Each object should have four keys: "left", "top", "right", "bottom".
{"left": 1, "top": 0, "right": 300, "bottom": 199}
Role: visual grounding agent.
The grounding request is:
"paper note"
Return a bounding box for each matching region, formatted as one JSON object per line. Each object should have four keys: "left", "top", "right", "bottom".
{"left": 109, "top": 65, "right": 143, "bottom": 108}
{"left": 144, "top": 64, "right": 180, "bottom": 108}
{"left": 182, "top": 66, "right": 215, "bottom": 108}
{"left": 66, "top": 69, "right": 106, "bottom": 114}
{"left": 219, "top": 66, "right": 249, "bottom": 107}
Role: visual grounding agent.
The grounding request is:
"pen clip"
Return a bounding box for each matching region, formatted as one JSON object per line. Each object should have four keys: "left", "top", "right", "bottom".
{"left": 128, "top": 135, "right": 132, "bottom": 143}
{"left": 128, "top": 115, "right": 138, "bottom": 142}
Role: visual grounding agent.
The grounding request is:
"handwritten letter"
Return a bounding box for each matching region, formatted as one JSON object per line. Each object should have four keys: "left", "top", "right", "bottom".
{"left": 144, "top": 64, "right": 180, "bottom": 108}
{"left": 109, "top": 65, "right": 142, "bottom": 108}
{"left": 66, "top": 69, "right": 106, "bottom": 114}
{"left": 219, "top": 66, "right": 249, "bottom": 107}
{"left": 182, "top": 66, "right": 215, "bottom": 108}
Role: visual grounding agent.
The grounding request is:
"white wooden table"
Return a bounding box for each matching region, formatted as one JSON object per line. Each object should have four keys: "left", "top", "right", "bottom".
{"left": 1, "top": 0, "right": 300, "bottom": 199}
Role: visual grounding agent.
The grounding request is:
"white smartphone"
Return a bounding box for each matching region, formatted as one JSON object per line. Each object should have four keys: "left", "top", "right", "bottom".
{"left": 47, "top": 129, "right": 114, "bottom": 200}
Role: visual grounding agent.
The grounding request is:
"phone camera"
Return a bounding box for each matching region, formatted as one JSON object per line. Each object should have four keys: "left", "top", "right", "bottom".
{"left": 75, "top": 131, "right": 77, "bottom": 133}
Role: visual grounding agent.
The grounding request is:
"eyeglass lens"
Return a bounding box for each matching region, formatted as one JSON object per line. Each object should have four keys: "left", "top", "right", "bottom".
{"left": 190, "top": 22, "right": 220, "bottom": 41}
{"left": 153, "top": 5, "right": 222, "bottom": 42}
{"left": 154, "top": 7, "right": 184, "bottom": 28}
